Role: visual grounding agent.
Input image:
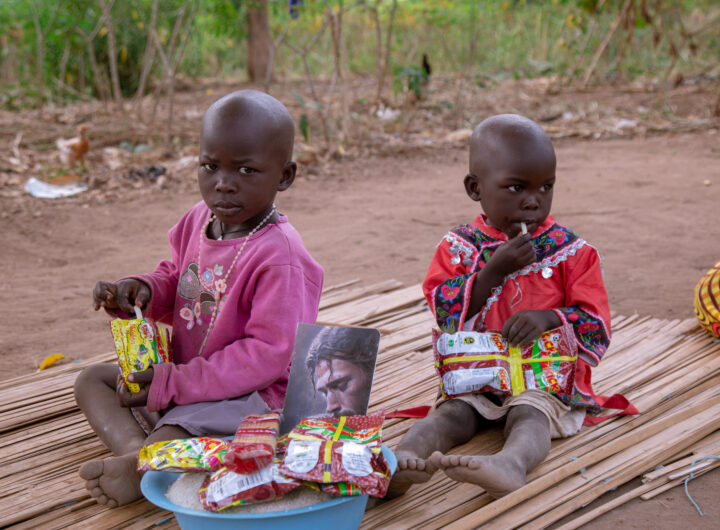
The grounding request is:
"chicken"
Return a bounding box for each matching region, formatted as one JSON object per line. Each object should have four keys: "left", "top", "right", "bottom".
{"left": 56, "top": 124, "right": 90, "bottom": 172}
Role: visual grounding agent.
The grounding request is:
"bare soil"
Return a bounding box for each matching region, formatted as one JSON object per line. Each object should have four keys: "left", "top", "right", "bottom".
{"left": 1, "top": 78, "right": 719, "bottom": 527}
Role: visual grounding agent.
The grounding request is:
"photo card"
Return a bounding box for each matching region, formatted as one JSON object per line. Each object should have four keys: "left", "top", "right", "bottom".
{"left": 280, "top": 323, "right": 381, "bottom": 434}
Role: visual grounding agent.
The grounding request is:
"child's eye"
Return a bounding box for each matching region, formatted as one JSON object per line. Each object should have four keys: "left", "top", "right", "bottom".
{"left": 508, "top": 185, "right": 523, "bottom": 192}
{"left": 238, "top": 167, "right": 256, "bottom": 175}
{"left": 541, "top": 183, "right": 554, "bottom": 192}
{"left": 200, "top": 163, "right": 216, "bottom": 171}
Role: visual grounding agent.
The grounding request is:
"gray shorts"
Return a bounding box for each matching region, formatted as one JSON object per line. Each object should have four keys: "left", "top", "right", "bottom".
{"left": 437, "top": 389, "right": 585, "bottom": 439}
{"left": 132, "top": 391, "right": 272, "bottom": 437}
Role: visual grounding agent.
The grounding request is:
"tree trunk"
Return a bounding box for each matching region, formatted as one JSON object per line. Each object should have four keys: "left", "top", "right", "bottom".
{"left": 246, "top": 0, "right": 272, "bottom": 83}
{"left": 99, "top": 0, "right": 123, "bottom": 106}
{"left": 29, "top": 0, "right": 61, "bottom": 108}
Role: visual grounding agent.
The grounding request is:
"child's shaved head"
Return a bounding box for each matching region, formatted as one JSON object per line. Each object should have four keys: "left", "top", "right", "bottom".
{"left": 202, "top": 89, "right": 295, "bottom": 161}
{"left": 465, "top": 114, "right": 557, "bottom": 237}
{"left": 197, "top": 90, "right": 298, "bottom": 231}
{"left": 470, "top": 114, "right": 555, "bottom": 177}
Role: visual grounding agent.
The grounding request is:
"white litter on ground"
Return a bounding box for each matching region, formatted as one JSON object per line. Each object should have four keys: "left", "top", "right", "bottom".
{"left": 24, "top": 177, "right": 87, "bottom": 198}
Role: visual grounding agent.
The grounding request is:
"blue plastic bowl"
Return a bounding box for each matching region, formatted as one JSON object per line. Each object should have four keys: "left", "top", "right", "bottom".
{"left": 141, "top": 444, "right": 396, "bottom": 530}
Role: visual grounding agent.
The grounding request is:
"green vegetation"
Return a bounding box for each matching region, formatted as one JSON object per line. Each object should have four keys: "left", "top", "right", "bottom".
{"left": 0, "top": 0, "right": 718, "bottom": 109}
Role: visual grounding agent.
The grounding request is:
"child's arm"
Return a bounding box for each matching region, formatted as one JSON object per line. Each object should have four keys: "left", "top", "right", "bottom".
{"left": 125, "top": 209, "right": 201, "bottom": 324}
{"left": 424, "top": 231, "right": 535, "bottom": 333}
{"left": 130, "top": 259, "right": 179, "bottom": 324}
{"left": 93, "top": 207, "right": 197, "bottom": 322}
{"left": 146, "top": 263, "right": 321, "bottom": 411}
{"left": 551, "top": 246, "right": 611, "bottom": 365}
{"left": 494, "top": 246, "right": 610, "bottom": 356}
{"left": 467, "top": 233, "right": 535, "bottom": 317}
{"left": 497, "top": 245, "right": 611, "bottom": 361}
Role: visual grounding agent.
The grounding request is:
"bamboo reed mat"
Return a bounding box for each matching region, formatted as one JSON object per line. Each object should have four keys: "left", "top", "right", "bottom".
{"left": 1, "top": 280, "right": 719, "bottom": 529}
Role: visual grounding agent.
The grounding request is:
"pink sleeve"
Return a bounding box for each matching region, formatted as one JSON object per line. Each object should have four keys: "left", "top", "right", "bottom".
{"left": 133, "top": 214, "right": 192, "bottom": 324}
{"left": 134, "top": 260, "right": 178, "bottom": 326}
{"left": 147, "top": 263, "right": 319, "bottom": 411}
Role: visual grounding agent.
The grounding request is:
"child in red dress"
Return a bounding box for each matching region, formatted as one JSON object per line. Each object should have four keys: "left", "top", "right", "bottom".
{"left": 388, "top": 114, "right": 630, "bottom": 499}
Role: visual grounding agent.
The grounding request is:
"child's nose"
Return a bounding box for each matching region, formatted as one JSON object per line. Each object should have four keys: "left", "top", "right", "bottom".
{"left": 214, "top": 172, "right": 238, "bottom": 193}
{"left": 522, "top": 194, "right": 540, "bottom": 209}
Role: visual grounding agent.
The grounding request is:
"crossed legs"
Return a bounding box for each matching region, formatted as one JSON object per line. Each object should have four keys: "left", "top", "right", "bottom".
{"left": 74, "top": 363, "right": 189, "bottom": 507}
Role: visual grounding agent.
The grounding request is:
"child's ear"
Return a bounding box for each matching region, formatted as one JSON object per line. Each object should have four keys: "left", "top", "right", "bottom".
{"left": 464, "top": 173, "right": 482, "bottom": 201}
{"left": 278, "top": 161, "right": 297, "bottom": 191}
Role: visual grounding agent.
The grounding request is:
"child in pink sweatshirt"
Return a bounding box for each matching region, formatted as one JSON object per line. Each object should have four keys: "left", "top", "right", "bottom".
{"left": 74, "top": 90, "right": 323, "bottom": 507}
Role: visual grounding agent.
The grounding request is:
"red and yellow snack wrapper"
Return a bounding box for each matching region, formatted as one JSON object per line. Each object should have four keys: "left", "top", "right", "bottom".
{"left": 279, "top": 412, "right": 392, "bottom": 498}
{"left": 198, "top": 462, "right": 302, "bottom": 511}
{"left": 223, "top": 412, "right": 280, "bottom": 475}
{"left": 137, "top": 437, "right": 228, "bottom": 472}
{"left": 198, "top": 435, "right": 301, "bottom": 511}
{"left": 111, "top": 306, "right": 171, "bottom": 393}
{"left": 432, "top": 324, "right": 577, "bottom": 399}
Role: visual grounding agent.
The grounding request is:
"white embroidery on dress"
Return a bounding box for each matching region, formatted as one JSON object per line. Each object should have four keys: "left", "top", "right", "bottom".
{"left": 478, "top": 238, "right": 588, "bottom": 329}
{"left": 444, "top": 233, "right": 478, "bottom": 266}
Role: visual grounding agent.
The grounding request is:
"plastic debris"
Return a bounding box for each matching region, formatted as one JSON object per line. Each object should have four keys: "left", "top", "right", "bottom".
{"left": 25, "top": 177, "right": 87, "bottom": 198}
{"left": 37, "top": 353, "right": 65, "bottom": 371}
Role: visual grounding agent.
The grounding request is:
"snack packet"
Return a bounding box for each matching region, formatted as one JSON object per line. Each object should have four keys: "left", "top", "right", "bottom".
{"left": 111, "top": 306, "right": 171, "bottom": 393}
{"left": 137, "top": 437, "right": 229, "bottom": 472}
{"left": 223, "top": 412, "right": 281, "bottom": 475}
{"left": 433, "top": 323, "right": 577, "bottom": 399}
{"left": 279, "top": 412, "right": 392, "bottom": 498}
{"left": 198, "top": 435, "right": 302, "bottom": 511}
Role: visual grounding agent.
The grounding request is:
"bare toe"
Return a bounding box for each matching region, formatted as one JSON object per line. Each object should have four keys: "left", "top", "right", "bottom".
{"left": 439, "top": 454, "right": 526, "bottom": 498}
{"left": 79, "top": 455, "right": 143, "bottom": 507}
{"left": 89, "top": 486, "right": 103, "bottom": 498}
{"left": 387, "top": 453, "right": 438, "bottom": 499}
{"left": 407, "top": 459, "right": 423, "bottom": 471}
{"left": 428, "top": 451, "right": 445, "bottom": 468}
{"left": 79, "top": 459, "right": 104, "bottom": 480}
{"left": 458, "top": 455, "right": 475, "bottom": 467}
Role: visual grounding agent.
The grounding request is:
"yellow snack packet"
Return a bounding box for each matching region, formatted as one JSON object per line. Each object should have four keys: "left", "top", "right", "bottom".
{"left": 111, "top": 306, "right": 171, "bottom": 393}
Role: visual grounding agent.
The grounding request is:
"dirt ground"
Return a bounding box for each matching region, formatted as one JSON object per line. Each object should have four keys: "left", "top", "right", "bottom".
{"left": 1, "top": 78, "right": 719, "bottom": 527}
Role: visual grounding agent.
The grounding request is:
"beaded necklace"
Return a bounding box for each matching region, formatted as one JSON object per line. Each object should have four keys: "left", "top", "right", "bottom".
{"left": 195, "top": 205, "right": 276, "bottom": 356}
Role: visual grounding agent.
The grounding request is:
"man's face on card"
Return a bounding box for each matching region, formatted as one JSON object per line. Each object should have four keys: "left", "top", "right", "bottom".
{"left": 315, "top": 357, "right": 371, "bottom": 417}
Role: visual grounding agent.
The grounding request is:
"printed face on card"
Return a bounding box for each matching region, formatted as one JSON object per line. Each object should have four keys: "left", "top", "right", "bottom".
{"left": 280, "top": 323, "right": 380, "bottom": 434}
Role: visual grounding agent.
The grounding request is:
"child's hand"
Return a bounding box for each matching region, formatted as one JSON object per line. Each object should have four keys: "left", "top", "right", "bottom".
{"left": 486, "top": 233, "right": 536, "bottom": 277}
{"left": 115, "top": 368, "right": 154, "bottom": 408}
{"left": 93, "top": 279, "right": 151, "bottom": 314}
{"left": 502, "top": 310, "right": 562, "bottom": 346}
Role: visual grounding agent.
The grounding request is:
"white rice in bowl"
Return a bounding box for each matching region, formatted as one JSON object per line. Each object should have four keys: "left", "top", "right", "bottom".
{"left": 166, "top": 472, "right": 336, "bottom": 514}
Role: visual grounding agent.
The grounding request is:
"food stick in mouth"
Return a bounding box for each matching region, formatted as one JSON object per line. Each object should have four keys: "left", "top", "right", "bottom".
{"left": 520, "top": 222, "right": 528, "bottom": 235}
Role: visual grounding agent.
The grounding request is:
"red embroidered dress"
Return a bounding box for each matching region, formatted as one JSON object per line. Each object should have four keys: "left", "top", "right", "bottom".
{"left": 424, "top": 215, "right": 635, "bottom": 421}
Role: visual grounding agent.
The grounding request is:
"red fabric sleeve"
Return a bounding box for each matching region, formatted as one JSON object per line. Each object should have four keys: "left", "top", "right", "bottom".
{"left": 422, "top": 239, "right": 478, "bottom": 334}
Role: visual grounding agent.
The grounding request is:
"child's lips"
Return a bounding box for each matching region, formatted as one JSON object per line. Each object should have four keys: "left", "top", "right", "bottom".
{"left": 214, "top": 202, "right": 242, "bottom": 214}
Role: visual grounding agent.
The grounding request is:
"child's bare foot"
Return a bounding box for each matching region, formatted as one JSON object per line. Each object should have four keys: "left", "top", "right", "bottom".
{"left": 385, "top": 450, "right": 439, "bottom": 499}
{"left": 429, "top": 451, "right": 526, "bottom": 499}
{"left": 79, "top": 453, "right": 142, "bottom": 507}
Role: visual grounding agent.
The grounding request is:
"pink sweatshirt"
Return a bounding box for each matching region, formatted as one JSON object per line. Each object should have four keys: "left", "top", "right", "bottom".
{"left": 135, "top": 201, "right": 323, "bottom": 412}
